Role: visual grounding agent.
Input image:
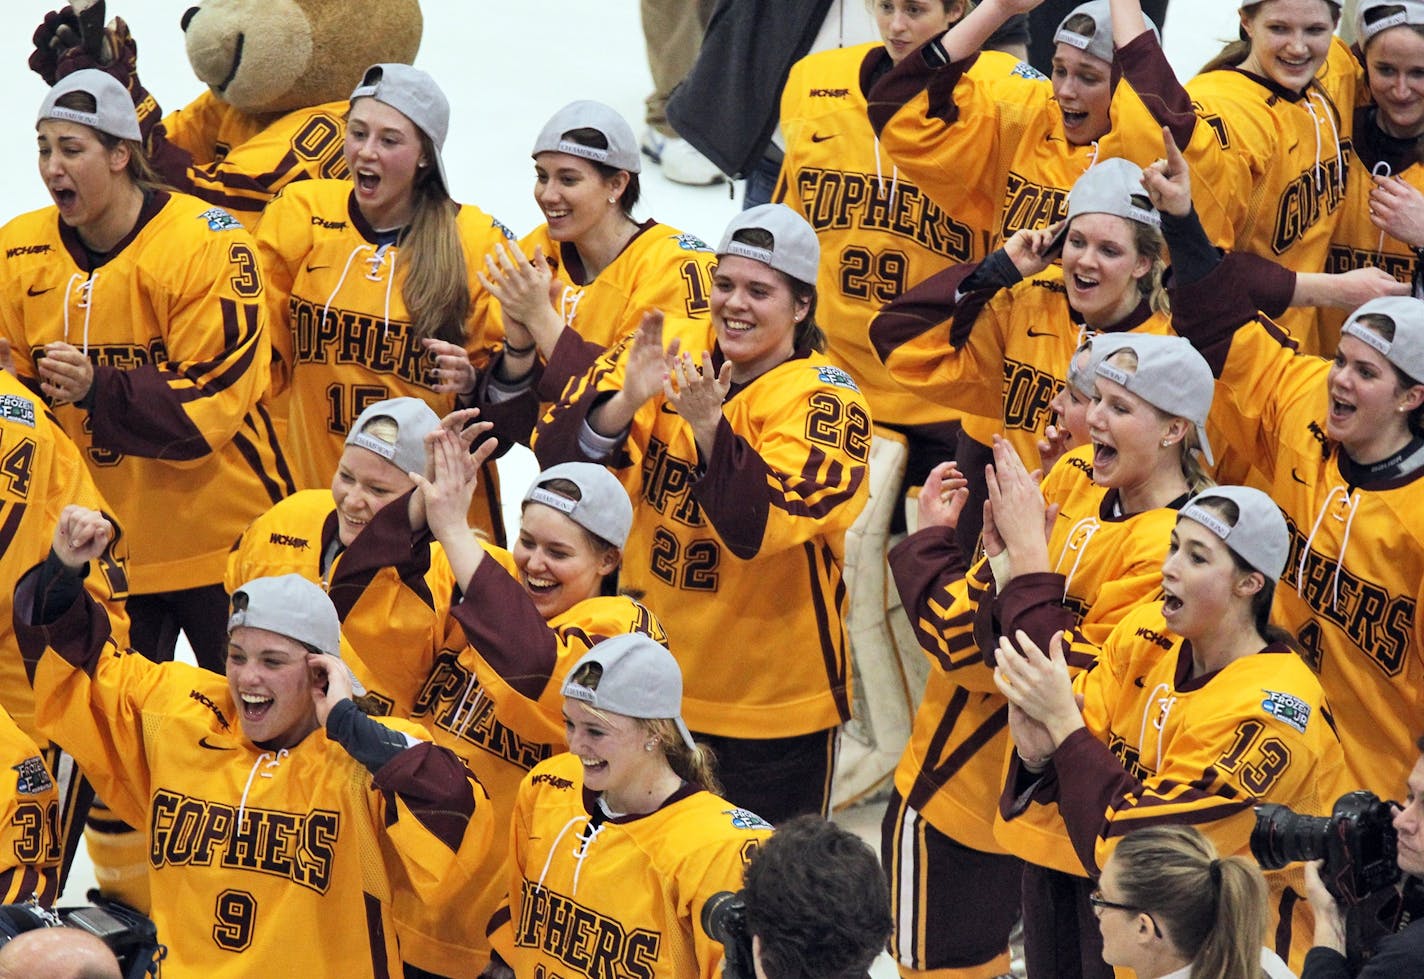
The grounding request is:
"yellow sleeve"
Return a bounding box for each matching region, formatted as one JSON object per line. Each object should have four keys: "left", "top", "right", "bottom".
{"left": 0, "top": 708, "right": 61, "bottom": 906}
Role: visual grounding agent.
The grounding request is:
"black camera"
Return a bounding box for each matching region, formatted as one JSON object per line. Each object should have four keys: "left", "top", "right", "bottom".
{"left": 1252, "top": 791, "right": 1424, "bottom": 968}
{"left": 0, "top": 896, "right": 163, "bottom": 979}
{"left": 1252, "top": 790, "right": 1400, "bottom": 904}
{"left": 703, "top": 890, "right": 755, "bottom": 979}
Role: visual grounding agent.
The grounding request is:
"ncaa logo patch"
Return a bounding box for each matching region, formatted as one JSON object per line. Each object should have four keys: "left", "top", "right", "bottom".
{"left": 673, "top": 233, "right": 712, "bottom": 252}
{"left": 13, "top": 756, "right": 53, "bottom": 795}
{"left": 0, "top": 394, "right": 36, "bottom": 428}
{"left": 197, "top": 208, "right": 242, "bottom": 232}
{"left": 1260, "top": 690, "right": 1311, "bottom": 734}
{"left": 1010, "top": 61, "right": 1048, "bottom": 81}
{"left": 491, "top": 217, "right": 516, "bottom": 241}
{"left": 816, "top": 366, "right": 860, "bottom": 391}
{"left": 723, "top": 807, "right": 772, "bottom": 831}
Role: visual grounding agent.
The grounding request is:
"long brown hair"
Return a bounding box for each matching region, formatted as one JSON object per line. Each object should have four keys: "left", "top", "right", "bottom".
{"left": 396, "top": 128, "right": 470, "bottom": 345}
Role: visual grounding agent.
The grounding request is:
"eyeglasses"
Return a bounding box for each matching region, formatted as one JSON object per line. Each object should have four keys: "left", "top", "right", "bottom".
{"left": 1089, "top": 890, "right": 1163, "bottom": 937}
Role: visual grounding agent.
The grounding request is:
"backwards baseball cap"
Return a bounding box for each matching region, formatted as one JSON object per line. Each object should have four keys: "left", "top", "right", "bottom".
{"left": 523, "top": 462, "right": 633, "bottom": 547}
{"left": 561, "top": 633, "right": 695, "bottom": 751}
{"left": 1178, "top": 486, "right": 1289, "bottom": 581}
{"left": 38, "top": 69, "right": 141, "bottom": 142}
{"left": 1340, "top": 296, "right": 1424, "bottom": 383}
{"left": 717, "top": 204, "right": 821, "bottom": 285}
{"left": 1067, "top": 158, "right": 1161, "bottom": 228}
{"left": 350, "top": 63, "right": 451, "bottom": 192}
{"left": 344, "top": 397, "right": 440, "bottom": 477}
{"left": 1241, "top": 0, "right": 1339, "bottom": 9}
{"left": 1055, "top": 1, "right": 1161, "bottom": 65}
{"left": 229, "top": 574, "right": 366, "bottom": 694}
{"left": 1093, "top": 333, "right": 1216, "bottom": 465}
{"left": 532, "top": 100, "right": 642, "bottom": 173}
{"left": 1359, "top": 0, "right": 1424, "bottom": 44}
{"left": 1067, "top": 331, "right": 1138, "bottom": 397}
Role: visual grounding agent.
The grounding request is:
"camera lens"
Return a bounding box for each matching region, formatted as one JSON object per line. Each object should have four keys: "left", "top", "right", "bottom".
{"left": 1251, "top": 803, "right": 1332, "bottom": 870}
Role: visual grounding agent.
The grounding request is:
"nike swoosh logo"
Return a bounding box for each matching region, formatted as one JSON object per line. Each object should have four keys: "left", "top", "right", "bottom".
{"left": 1045, "top": 133, "right": 1063, "bottom": 143}
{"left": 810, "top": 133, "right": 837, "bottom": 143}
{"left": 26, "top": 285, "right": 54, "bottom": 296}
{"left": 305, "top": 264, "right": 329, "bottom": 273}
{"left": 1026, "top": 327, "right": 1055, "bottom": 338}
{"left": 1291, "top": 468, "right": 1308, "bottom": 486}
{"left": 198, "top": 736, "right": 235, "bottom": 751}
{"left": 660, "top": 403, "right": 681, "bottom": 415}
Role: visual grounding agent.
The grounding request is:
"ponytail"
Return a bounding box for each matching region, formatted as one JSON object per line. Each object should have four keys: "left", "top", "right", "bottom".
{"left": 1111, "top": 826, "right": 1266, "bottom": 979}
{"left": 642, "top": 718, "right": 721, "bottom": 794}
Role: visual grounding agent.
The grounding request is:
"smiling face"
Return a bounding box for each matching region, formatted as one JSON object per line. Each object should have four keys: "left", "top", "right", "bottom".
{"left": 563, "top": 698, "right": 663, "bottom": 805}
{"left": 1051, "top": 45, "right": 1113, "bottom": 145}
{"left": 330, "top": 445, "right": 415, "bottom": 547}
{"left": 345, "top": 97, "right": 426, "bottom": 229}
{"left": 711, "top": 254, "right": 808, "bottom": 383}
{"left": 1061, "top": 214, "right": 1153, "bottom": 327}
{"left": 1366, "top": 26, "right": 1424, "bottom": 141}
{"left": 226, "top": 626, "right": 320, "bottom": 749}
{"left": 1084, "top": 374, "right": 1185, "bottom": 493}
{"left": 37, "top": 119, "right": 130, "bottom": 235}
{"left": 1050, "top": 348, "right": 1096, "bottom": 451}
{"left": 514, "top": 502, "right": 619, "bottom": 620}
{"left": 1326, "top": 334, "right": 1424, "bottom": 463}
{"left": 1239, "top": 0, "right": 1337, "bottom": 93}
{"left": 533, "top": 150, "right": 627, "bottom": 244}
{"left": 872, "top": 0, "right": 963, "bottom": 64}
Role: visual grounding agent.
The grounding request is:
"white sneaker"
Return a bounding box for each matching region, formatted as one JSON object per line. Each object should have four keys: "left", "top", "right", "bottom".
{"left": 642, "top": 129, "right": 724, "bottom": 186}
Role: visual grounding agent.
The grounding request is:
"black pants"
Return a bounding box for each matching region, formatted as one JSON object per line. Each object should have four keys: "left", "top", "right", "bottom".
{"left": 1022, "top": 863, "right": 1113, "bottom": 979}
{"left": 691, "top": 727, "right": 837, "bottom": 823}
{"left": 127, "top": 583, "right": 231, "bottom": 672}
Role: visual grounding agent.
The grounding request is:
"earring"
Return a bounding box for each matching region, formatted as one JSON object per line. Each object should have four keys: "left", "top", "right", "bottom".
{"left": 608, "top": 196, "right": 618, "bottom": 204}
{"left": 1160, "top": 439, "right": 1171, "bottom": 447}
{"left": 644, "top": 740, "right": 657, "bottom": 752}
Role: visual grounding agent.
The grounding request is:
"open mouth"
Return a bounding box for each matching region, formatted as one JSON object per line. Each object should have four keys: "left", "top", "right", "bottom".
{"left": 1061, "top": 109, "right": 1089, "bottom": 129}
{"left": 1162, "top": 589, "right": 1184, "bottom": 615}
{"left": 1069, "top": 273, "right": 1099, "bottom": 292}
{"left": 580, "top": 757, "right": 608, "bottom": 775}
{"left": 1092, "top": 440, "right": 1118, "bottom": 467}
{"left": 356, "top": 170, "right": 380, "bottom": 193}
{"left": 722, "top": 318, "right": 755, "bottom": 336}
{"left": 241, "top": 692, "right": 273, "bottom": 723}
{"left": 524, "top": 575, "right": 558, "bottom": 596}
{"left": 52, "top": 188, "right": 76, "bottom": 209}
{"left": 1328, "top": 397, "right": 1355, "bottom": 423}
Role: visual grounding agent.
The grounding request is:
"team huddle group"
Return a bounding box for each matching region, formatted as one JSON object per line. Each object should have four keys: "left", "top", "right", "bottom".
{"left": 0, "top": 0, "right": 1419, "bottom": 977}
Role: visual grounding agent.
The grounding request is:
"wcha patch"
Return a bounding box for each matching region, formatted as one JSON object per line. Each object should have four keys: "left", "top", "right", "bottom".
{"left": 197, "top": 208, "right": 242, "bottom": 232}
{"left": 723, "top": 807, "right": 773, "bottom": 831}
{"left": 816, "top": 366, "right": 860, "bottom": 391}
{"left": 673, "top": 233, "right": 712, "bottom": 252}
{"left": 1260, "top": 690, "right": 1311, "bottom": 734}
{"left": 13, "top": 756, "right": 53, "bottom": 795}
{"left": 0, "top": 394, "right": 36, "bottom": 428}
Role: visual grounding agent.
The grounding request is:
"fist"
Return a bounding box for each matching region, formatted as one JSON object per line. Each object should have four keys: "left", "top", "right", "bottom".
{"left": 29, "top": 7, "right": 83, "bottom": 86}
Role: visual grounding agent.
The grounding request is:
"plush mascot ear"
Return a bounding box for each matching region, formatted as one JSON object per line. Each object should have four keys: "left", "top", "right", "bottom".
{"left": 182, "top": 0, "right": 423, "bottom": 115}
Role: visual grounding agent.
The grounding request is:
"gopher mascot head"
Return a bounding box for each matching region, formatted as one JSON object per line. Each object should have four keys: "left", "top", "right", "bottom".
{"left": 181, "top": 0, "right": 423, "bottom": 115}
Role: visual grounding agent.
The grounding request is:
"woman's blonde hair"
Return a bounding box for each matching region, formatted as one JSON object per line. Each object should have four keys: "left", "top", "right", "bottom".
{"left": 397, "top": 129, "right": 470, "bottom": 345}
{"left": 1110, "top": 826, "right": 1267, "bottom": 979}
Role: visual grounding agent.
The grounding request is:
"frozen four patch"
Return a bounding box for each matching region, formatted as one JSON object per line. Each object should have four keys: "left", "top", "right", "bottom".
{"left": 1260, "top": 690, "right": 1311, "bottom": 734}
{"left": 13, "top": 756, "right": 53, "bottom": 795}
{"left": 197, "top": 208, "right": 242, "bottom": 232}
{"left": 673, "top": 233, "right": 712, "bottom": 252}
{"left": 816, "top": 366, "right": 860, "bottom": 391}
{"left": 0, "top": 394, "right": 35, "bottom": 428}
{"left": 723, "top": 808, "right": 772, "bottom": 831}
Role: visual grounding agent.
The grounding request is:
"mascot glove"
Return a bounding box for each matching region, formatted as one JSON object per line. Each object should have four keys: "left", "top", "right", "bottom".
{"left": 54, "top": 17, "right": 163, "bottom": 144}
{"left": 28, "top": 6, "right": 83, "bottom": 87}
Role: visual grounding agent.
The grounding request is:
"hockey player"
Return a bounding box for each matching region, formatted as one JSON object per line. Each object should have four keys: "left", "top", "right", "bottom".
{"left": 995, "top": 487, "right": 1351, "bottom": 974}
{"left": 501, "top": 634, "right": 771, "bottom": 979}
{"left": 533, "top": 205, "right": 870, "bottom": 821}
{"left": 253, "top": 64, "right": 512, "bottom": 543}
{"left": 16, "top": 510, "right": 492, "bottom": 978}
{"left": 0, "top": 69, "right": 289, "bottom": 671}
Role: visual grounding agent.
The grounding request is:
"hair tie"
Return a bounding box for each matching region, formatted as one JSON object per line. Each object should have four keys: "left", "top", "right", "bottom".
{"left": 1209, "top": 858, "right": 1223, "bottom": 885}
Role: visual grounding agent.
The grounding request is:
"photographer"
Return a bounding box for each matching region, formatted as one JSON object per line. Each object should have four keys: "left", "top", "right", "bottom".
{"left": 0, "top": 926, "right": 120, "bottom": 979}
{"left": 1302, "top": 741, "right": 1424, "bottom": 977}
{"left": 737, "top": 816, "right": 892, "bottom": 979}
